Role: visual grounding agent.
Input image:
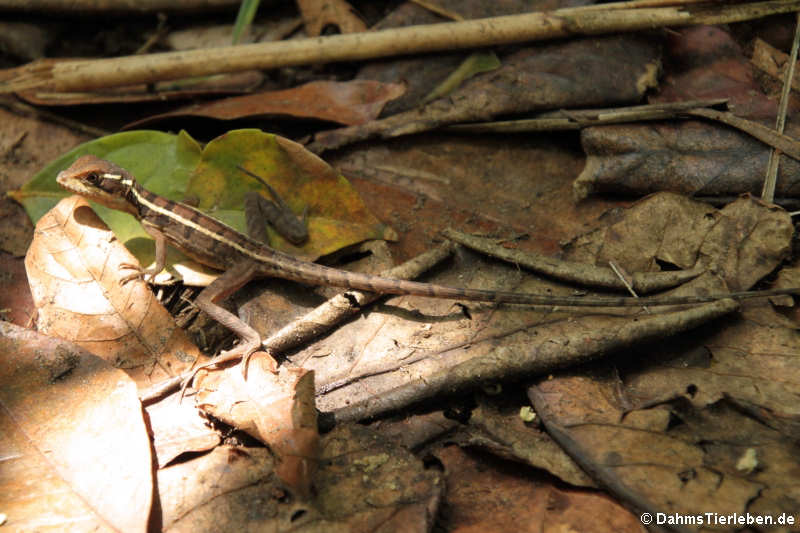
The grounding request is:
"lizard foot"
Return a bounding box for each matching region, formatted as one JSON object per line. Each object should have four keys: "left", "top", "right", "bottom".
{"left": 118, "top": 262, "right": 160, "bottom": 285}
{"left": 241, "top": 349, "right": 279, "bottom": 379}
{"left": 179, "top": 345, "right": 278, "bottom": 401}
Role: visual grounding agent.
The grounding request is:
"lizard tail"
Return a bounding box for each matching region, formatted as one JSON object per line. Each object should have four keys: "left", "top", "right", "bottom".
{"left": 272, "top": 259, "right": 800, "bottom": 307}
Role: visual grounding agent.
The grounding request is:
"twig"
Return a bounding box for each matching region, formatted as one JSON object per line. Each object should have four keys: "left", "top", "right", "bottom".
{"left": 0, "top": 0, "right": 239, "bottom": 12}
{"left": 408, "top": 0, "right": 464, "bottom": 21}
{"left": 139, "top": 375, "right": 183, "bottom": 404}
{"left": 442, "top": 228, "right": 704, "bottom": 294}
{"left": 563, "top": 0, "right": 707, "bottom": 9}
{"left": 139, "top": 242, "right": 457, "bottom": 402}
{"left": 2, "top": 1, "right": 799, "bottom": 93}
{"left": 685, "top": 108, "right": 800, "bottom": 162}
{"left": 0, "top": 96, "right": 111, "bottom": 138}
{"left": 762, "top": 12, "right": 800, "bottom": 203}
{"left": 608, "top": 260, "right": 650, "bottom": 314}
{"left": 260, "top": 242, "right": 457, "bottom": 354}
{"left": 527, "top": 386, "right": 695, "bottom": 533}
{"left": 445, "top": 99, "right": 728, "bottom": 133}
{"left": 326, "top": 299, "right": 739, "bottom": 424}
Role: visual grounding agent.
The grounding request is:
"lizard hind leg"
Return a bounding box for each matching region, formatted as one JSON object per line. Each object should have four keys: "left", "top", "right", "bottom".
{"left": 192, "top": 261, "right": 278, "bottom": 382}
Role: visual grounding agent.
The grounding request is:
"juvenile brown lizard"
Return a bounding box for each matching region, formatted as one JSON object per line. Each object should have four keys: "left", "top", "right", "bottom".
{"left": 237, "top": 164, "right": 309, "bottom": 245}
{"left": 56, "top": 155, "right": 799, "bottom": 378}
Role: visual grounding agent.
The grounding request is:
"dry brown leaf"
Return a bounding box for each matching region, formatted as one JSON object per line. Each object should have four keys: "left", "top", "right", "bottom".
{"left": 656, "top": 25, "right": 793, "bottom": 119}
{"left": 296, "top": 0, "right": 367, "bottom": 36}
{"left": 25, "top": 196, "right": 201, "bottom": 384}
{"left": 564, "top": 193, "right": 792, "bottom": 290}
{"left": 773, "top": 259, "right": 800, "bottom": 310}
{"left": 317, "top": 193, "right": 792, "bottom": 423}
{"left": 624, "top": 303, "right": 800, "bottom": 440}
{"left": 529, "top": 372, "right": 798, "bottom": 526}
{"left": 517, "top": 192, "right": 800, "bottom": 524}
{"left": 0, "top": 254, "right": 34, "bottom": 327}
{"left": 145, "top": 393, "right": 221, "bottom": 468}
{"left": 576, "top": 25, "right": 800, "bottom": 201}
{"left": 462, "top": 401, "right": 595, "bottom": 488}
{"left": 310, "top": 35, "right": 661, "bottom": 152}
{"left": 369, "top": 410, "right": 459, "bottom": 450}
{"left": 195, "top": 360, "right": 319, "bottom": 498}
{"left": 751, "top": 37, "right": 800, "bottom": 91}
{"left": 0, "top": 406, "right": 115, "bottom": 532}
{"left": 435, "top": 444, "right": 643, "bottom": 532}
{"left": 356, "top": 0, "right": 597, "bottom": 116}
{"left": 327, "top": 132, "right": 593, "bottom": 249}
{"left": 325, "top": 298, "right": 739, "bottom": 424}
{"left": 125, "top": 80, "right": 405, "bottom": 130}
{"left": 574, "top": 121, "right": 800, "bottom": 201}
{"left": 699, "top": 197, "right": 792, "bottom": 290}
{"left": 156, "top": 421, "right": 441, "bottom": 531}
{"left": 157, "top": 445, "right": 316, "bottom": 531}
{"left": 314, "top": 424, "right": 443, "bottom": 531}
{"left": 0, "top": 321, "right": 152, "bottom": 532}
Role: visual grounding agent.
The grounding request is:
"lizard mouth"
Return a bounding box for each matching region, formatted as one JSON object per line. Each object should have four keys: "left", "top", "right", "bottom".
{"left": 56, "top": 171, "right": 137, "bottom": 214}
{"left": 56, "top": 172, "right": 93, "bottom": 195}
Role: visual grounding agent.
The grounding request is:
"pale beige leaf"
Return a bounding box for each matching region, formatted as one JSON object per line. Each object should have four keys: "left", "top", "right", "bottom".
{"left": 25, "top": 196, "right": 201, "bottom": 384}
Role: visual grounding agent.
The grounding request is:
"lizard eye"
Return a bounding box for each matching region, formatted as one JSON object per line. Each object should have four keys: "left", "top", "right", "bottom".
{"left": 85, "top": 172, "right": 101, "bottom": 184}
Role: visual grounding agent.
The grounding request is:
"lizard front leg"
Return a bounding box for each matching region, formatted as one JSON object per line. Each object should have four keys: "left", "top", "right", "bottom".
{"left": 184, "top": 261, "right": 278, "bottom": 394}
{"left": 119, "top": 222, "right": 168, "bottom": 284}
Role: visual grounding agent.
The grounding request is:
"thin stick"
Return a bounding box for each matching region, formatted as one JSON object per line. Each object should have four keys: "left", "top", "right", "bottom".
{"left": 762, "top": 12, "right": 800, "bottom": 203}
{"left": 141, "top": 243, "right": 457, "bottom": 402}
{"left": 3, "top": 1, "right": 799, "bottom": 93}
{"left": 685, "top": 108, "right": 800, "bottom": 162}
{"left": 608, "top": 260, "right": 649, "bottom": 313}
{"left": 408, "top": 0, "right": 464, "bottom": 21}
{"left": 442, "top": 228, "right": 704, "bottom": 294}
{"left": 327, "top": 299, "right": 739, "bottom": 424}
{"left": 527, "top": 386, "right": 696, "bottom": 533}
{"left": 0, "top": 0, "right": 239, "bottom": 11}
{"left": 261, "top": 242, "right": 457, "bottom": 355}
{"left": 446, "top": 99, "right": 727, "bottom": 132}
{"left": 0, "top": 97, "right": 111, "bottom": 138}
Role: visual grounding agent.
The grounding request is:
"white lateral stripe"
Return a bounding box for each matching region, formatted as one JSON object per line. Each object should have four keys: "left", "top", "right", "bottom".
{"left": 129, "top": 186, "right": 275, "bottom": 264}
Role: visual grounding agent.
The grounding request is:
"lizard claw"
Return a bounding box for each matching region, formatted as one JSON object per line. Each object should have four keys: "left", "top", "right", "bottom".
{"left": 119, "top": 263, "right": 146, "bottom": 285}
{"left": 178, "top": 345, "right": 278, "bottom": 402}
{"left": 241, "top": 349, "right": 279, "bottom": 379}
{"left": 119, "top": 263, "right": 164, "bottom": 285}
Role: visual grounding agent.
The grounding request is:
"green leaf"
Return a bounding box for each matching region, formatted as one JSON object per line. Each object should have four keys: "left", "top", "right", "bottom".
{"left": 187, "top": 129, "right": 391, "bottom": 259}
{"left": 11, "top": 130, "right": 201, "bottom": 242}
{"left": 11, "top": 129, "right": 391, "bottom": 285}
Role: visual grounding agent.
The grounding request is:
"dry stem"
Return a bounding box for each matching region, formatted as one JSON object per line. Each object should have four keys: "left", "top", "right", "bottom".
{"left": 3, "top": 1, "right": 799, "bottom": 93}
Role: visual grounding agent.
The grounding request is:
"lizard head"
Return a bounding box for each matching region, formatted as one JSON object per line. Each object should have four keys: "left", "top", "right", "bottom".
{"left": 56, "top": 155, "right": 140, "bottom": 215}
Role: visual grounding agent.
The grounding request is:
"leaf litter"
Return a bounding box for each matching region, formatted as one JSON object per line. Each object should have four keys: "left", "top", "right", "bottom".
{"left": 4, "top": 3, "right": 800, "bottom": 531}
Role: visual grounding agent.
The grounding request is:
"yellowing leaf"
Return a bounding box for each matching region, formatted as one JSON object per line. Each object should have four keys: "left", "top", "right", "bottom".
{"left": 11, "top": 129, "right": 391, "bottom": 284}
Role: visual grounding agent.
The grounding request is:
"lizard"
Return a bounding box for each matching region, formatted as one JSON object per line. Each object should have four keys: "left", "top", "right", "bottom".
{"left": 237, "top": 164, "right": 309, "bottom": 245}
{"left": 56, "top": 155, "right": 800, "bottom": 380}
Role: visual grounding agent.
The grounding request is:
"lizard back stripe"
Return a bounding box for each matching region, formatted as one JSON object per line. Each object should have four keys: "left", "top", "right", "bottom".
{"left": 130, "top": 186, "right": 281, "bottom": 264}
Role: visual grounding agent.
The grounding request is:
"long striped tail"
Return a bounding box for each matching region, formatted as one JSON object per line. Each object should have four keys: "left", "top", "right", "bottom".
{"left": 275, "top": 258, "right": 799, "bottom": 307}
